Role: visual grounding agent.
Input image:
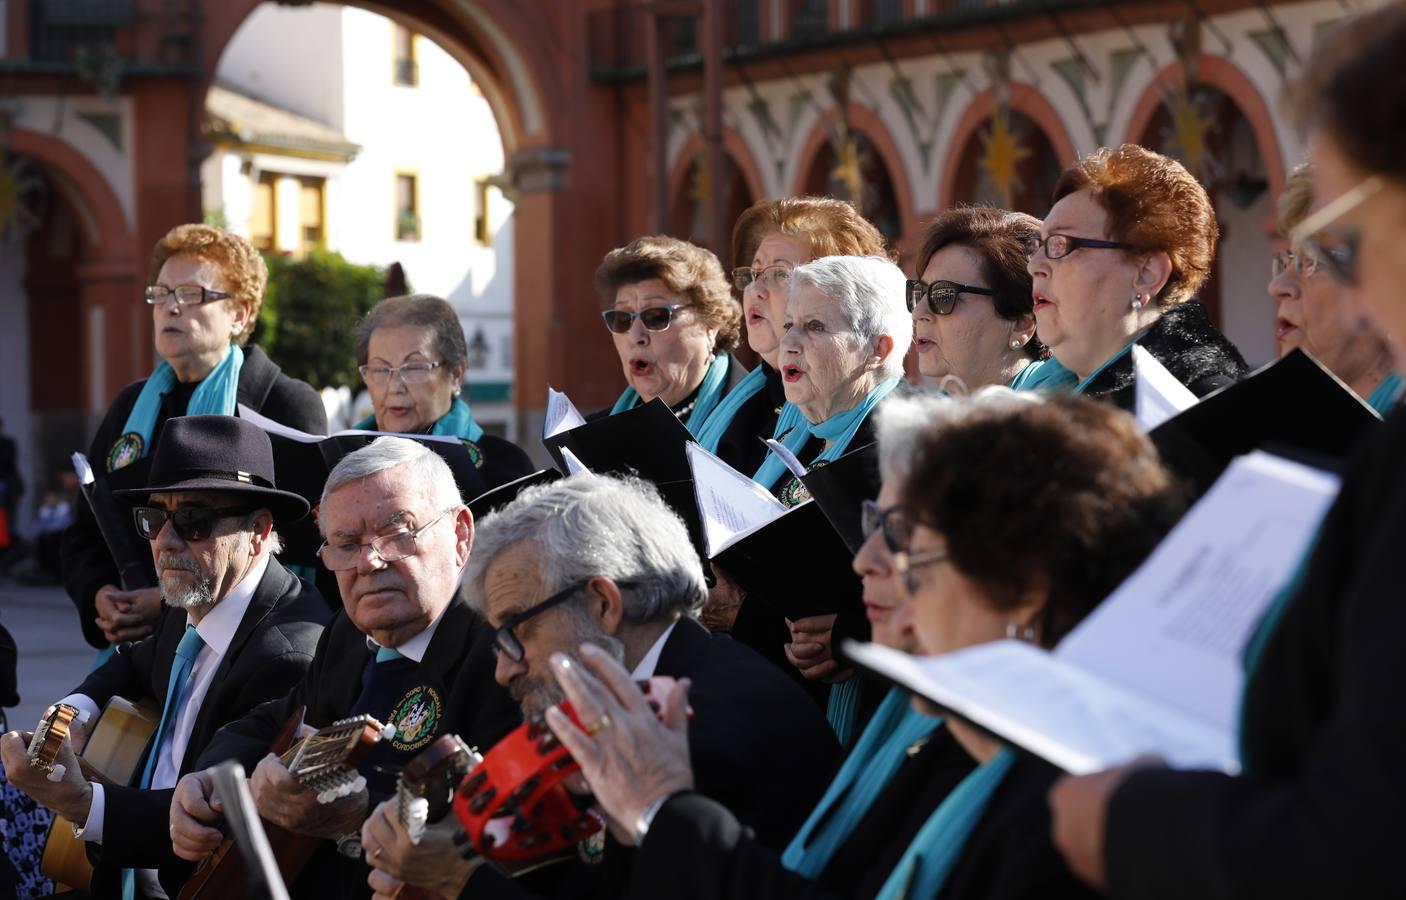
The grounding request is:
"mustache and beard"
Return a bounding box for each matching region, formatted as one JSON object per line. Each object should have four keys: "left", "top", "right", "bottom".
{"left": 158, "top": 552, "right": 217, "bottom": 611}
{"left": 510, "top": 611, "right": 626, "bottom": 719}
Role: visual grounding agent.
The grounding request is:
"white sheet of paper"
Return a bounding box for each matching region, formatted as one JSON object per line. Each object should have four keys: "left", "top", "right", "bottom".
{"left": 687, "top": 442, "right": 787, "bottom": 557}
{"left": 763, "top": 438, "right": 808, "bottom": 479}
{"left": 560, "top": 447, "right": 592, "bottom": 476}
{"left": 544, "top": 387, "right": 587, "bottom": 439}
{"left": 71, "top": 452, "right": 95, "bottom": 486}
{"left": 237, "top": 403, "right": 460, "bottom": 445}
{"left": 843, "top": 450, "right": 1341, "bottom": 775}
{"left": 1133, "top": 344, "right": 1199, "bottom": 429}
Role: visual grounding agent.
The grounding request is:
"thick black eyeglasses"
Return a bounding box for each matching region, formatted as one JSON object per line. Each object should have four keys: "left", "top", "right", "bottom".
{"left": 144, "top": 285, "right": 232, "bottom": 307}
{"left": 906, "top": 279, "right": 995, "bottom": 316}
{"left": 1024, "top": 234, "right": 1132, "bottom": 260}
{"left": 601, "top": 306, "right": 685, "bottom": 334}
{"left": 860, "top": 499, "right": 913, "bottom": 554}
{"left": 493, "top": 579, "right": 640, "bottom": 662}
{"left": 133, "top": 505, "right": 257, "bottom": 542}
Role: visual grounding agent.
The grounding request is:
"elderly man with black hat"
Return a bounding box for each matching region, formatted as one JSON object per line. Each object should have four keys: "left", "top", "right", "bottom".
{"left": 0, "top": 414, "right": 330, "bottom": 899}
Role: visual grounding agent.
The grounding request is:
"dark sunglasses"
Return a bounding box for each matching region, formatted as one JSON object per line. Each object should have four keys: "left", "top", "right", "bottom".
{"left": 494, "top": 580, "right": 640, "bottom": 662}
{"left": 132, "top": 505, "right": 256, "bottom": 542}
{"left": 906, "top": 279, "right": 995, "bottom": 316}
{"left": 600, "top": 305, "right": 685, "bottom": 335}
{"left": 861, "top": 499, "right": 912, "bottom": 554}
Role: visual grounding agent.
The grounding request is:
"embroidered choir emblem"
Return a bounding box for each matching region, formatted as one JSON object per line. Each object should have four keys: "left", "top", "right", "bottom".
{"left": 388, "top": 685, "right": 442, "bottom": 752}
{"left": 461, "top": 439, "right": 485, "bottom": 469}
{"left": 108, "top": 433, "right": 144, "bottom": 472}
{"left": 779, "top": 477, "right": 811, "bottom": 508}
{"left": 577, "top": 828, "right": 607, "bottom": 865}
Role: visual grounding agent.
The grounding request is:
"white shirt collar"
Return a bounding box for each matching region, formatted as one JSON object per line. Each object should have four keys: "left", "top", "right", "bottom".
{"left": 188, "top": 552, "right": 270, "bottom": 655}
{"left": 364, "top": 600, "right": 451, "bottom": 664}
{"left": 630, "top": 620, "right": 679, "bottom": 680}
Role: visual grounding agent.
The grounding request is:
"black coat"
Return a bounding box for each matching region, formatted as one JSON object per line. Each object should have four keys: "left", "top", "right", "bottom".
{"left": 461, "top": 617, "right": 842, "bottom": 900}
{"left": 715, "top": 364, "right": 787, "bottom": 475}
{"left": 75, "top": 559, "right": 329, "bottom": 897}
{"left": 1080, "top": 301, "right": 1248, "bottom": 409}
{"left": 1105, "top": 404, "right": 1406, "bottom": 900}
{"left": 196, "top": 591, "right": 517, "bottom": 899}
{"left": 469, "top": 435, "right": 537, "bottom": 496}
{"left": 62, "top": 346, "right": 328, "bottom": 648}
{"left": 628, "top": 740, "right": 1096, "bottom": 900}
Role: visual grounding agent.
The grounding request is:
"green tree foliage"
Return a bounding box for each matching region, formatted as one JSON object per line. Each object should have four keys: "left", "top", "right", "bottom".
{"left": 251, "top": 250, "right": 396, "bottom": 390}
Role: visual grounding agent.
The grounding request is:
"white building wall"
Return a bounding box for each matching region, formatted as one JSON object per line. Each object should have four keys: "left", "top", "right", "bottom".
{"left": 214, "top": 3, "right": 346, "bottom": 129}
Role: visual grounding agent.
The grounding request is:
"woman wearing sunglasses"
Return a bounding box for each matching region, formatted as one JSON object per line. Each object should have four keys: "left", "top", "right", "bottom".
{"left": 910, "top": 206, "right": 1074, "bottom": 393}
{"left": 352, "top": 293, "right": 533, "bottom": 487}
{"left": 1051, "top": 9, "right": 1406, "bottom": 898}
{"left": 1025, "top": 144, "right": 1248, "bottom": 405}
{"left": 594, "top": 236, "right": 744, "bottom": 435}
{"left": 540, "top": 389, "right": 1182, "bottom": 900}
{"left": 695, "top": 197, "right": 890, "bottom": 474}
{"left": 61, "top": 225, "right": 326, "bottom": 655}
{"left": 1267, "top": 164, "right": 1400, "bottom": 412}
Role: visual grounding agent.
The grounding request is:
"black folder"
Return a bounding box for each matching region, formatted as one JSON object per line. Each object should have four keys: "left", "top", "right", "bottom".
{"left": 82, "top": 458, "right": 159, "bottom": 591}
{"left": 713, "top": 500, "right": 861, "bottom": 621}
{"left": 467, "top": 469, "right": 561, "bottom": 521}
{"left": 1149, "top": 349, "right": 1381, "bottom": 495}
{"left": 799, "top": 442, "right": 881, "bottom": 556}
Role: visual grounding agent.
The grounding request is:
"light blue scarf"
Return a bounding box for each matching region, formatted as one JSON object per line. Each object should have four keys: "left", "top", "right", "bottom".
{"left": 783, "top": 688, "right": 942, "bottom": 878}
{"left": 1366, "top": 372, "right": 1404, "bottom": 414}
{"left": 610, "top": 352, "right": 731, "bottom": 439}
{"left": 826, "top": 679, "right": 863, "bottom": 747}
{"left": 112, "top": 345, "right": 244, "bottom": 471}
{"left": 356, "top": 395, "right": 484, "bottom": 443}
{"left": 753, "top": 378, "right": 900, "bottom": 491}
{"left": 693, "top": 363, "right": 769, "bottom": 452}
{"left": 1009, "top": 357, "right": 1078, "bottom": 393}
{"left": 875, "top": 747, "right": 1017, "bottom": 900}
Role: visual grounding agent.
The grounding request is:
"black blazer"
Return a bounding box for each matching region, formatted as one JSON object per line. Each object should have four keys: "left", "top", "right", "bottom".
{"left": 62, "top": 346, "right": 328, "bottom": 648}
{"left": 628, "top": 744, "right": 1095, "bottom": 900}
{"left": 1105, "top": 404, "right": 1406, "bottom": 900}
{"left": 715, "top": 364, "right": 787, "bottom": 475}
{"left": 462, "top": 617, "right": 842, "bottom": 900}
{"left": 1079, "top": 300, "right": 1248, "bottom": 409}
{"left": 75, "top": 559, "right": 328, "bottom": 896}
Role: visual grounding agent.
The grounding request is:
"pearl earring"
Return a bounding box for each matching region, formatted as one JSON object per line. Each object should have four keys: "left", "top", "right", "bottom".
{"left": 1009, "top": 338, "right": 1022, "bottom": 350}
{"left": 1131, "top": 293, "right": 1144, "bottom": 310}
{"left": 1005, "top": 622, "right": 1036, "bottom": 641}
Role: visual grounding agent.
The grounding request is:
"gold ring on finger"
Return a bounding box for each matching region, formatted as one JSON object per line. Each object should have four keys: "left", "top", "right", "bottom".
{"left": 585, "top": 714, "right": 612, "bottom": 736}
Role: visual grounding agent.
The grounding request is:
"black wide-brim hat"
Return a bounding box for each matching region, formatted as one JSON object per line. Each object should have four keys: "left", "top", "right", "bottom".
{"left": 113, "top": 414, "right": 310, "bottom": 524}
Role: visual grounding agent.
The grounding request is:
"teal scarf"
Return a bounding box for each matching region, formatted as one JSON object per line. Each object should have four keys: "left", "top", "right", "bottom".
{"left": 783, "top": 689, "right": 941, "bottom": 878}
{"left": 754, "top": 378, "right": 900, "bottom": 491}
{"left": 826, "top": 679, "right": 863, "bottom": 747}
{"left": 1009, "top": 357, "right": 1078, "bottom": 393}
{"left": 113, "top": 345, "right": 244, "bottom": 471}
{"left": 356, "top": 395, "right": 484, "bottom": 442}
{"left": 875, "top": 747, "right": 1017, "bottom": 900}
{"left": 693, "top": 363, "right": 768, "bottom": 452}
{"left": 1073, "top": 341, "right": 1135, "bottom": 395}
{"left": 610, "top": 352, "right": 731, "bottom": 439}
{"left": 1366, "top": 372, "right": 1404, "bottom": 414}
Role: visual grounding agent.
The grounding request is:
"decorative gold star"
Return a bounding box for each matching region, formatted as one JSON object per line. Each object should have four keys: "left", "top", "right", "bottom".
{"left": 977, "top": 112, "right": 1030, "bottom": 209}
{"left": 689, "top": 153, "right": 710, "bottom": 205}
{"left": 831, "top": 135, "right": 863, "bottom": 204}
{"left": 1167, "top": 88, "right": 1213, "bottom": 180}
{"left": 0, "top": 156, "right": 43, "bottom": 241}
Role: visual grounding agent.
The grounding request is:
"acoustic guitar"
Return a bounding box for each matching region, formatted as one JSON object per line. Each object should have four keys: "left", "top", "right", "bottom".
{"left": 389, "top": 734, "right": 482, "bottom": 900}
{"left": 177, "top": 712, "right": 392, "bottom": 900}
{"left": 26, "top": 697, "right": 162, "bottom": 893}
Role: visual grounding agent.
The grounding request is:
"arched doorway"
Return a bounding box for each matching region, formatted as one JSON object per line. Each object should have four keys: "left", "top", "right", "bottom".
{"left": 1134, "top": 84, "right": 1275, "bottom": 365}
{"left": 669, "top": 152, "right": 755, "bottom": 263}
{"left": 798, "top": 130, "right": 903, "bottom": 246}
{"left": 948, "top": 110, "right": 1062, "bottom": 217}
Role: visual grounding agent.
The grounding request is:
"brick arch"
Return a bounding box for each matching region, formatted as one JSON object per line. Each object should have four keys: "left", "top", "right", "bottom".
{"left": 667, "top": 128, "right": 766, "bottom": 218}
{"left": 1123, "top": 54, "right": 1286, "bottom": 200}
{"left": 790, "top": 103, "right": 918, "bottom": 253}
{"left": 9, "top": 127, "right": 137, "bottom": 266}
{"left": 938, "top": 83, "right": 1078, "bottom": 213}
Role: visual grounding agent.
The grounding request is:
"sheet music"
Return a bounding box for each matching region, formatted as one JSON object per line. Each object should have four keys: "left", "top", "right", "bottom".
{"left": 71, "top": 452, "right": 95, "bottom": 486}
{"left": 763, "top": 438, "right": 808, "bottom": 479}
{"left": 544, "top": 387, "right": 587, "bottom": 439}
{"left": 1133, "top": 345, "right": 1199, "bottom": 429}
{"left": 209, "top": 761, "right": 291, "bottom": 900}
{"left": 687, "top": 443, "right": 787, "bottom": 557}
{"left": 560, "top": 447, "right": 592, "bottom": 476}
{"left": 237, "top": 403, "right": 461, "bottom": 445}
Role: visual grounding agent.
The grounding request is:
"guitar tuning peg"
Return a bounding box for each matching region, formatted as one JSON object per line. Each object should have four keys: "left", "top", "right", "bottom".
{"left": 75, "top": 709, "right": 91, "bottom": 723}
{"left": 47, "top": 764, "right": 66, "bottom": 782}
{"left": 350, "top": 775, "right": 367, "bottom": 794}
{"left": 379, "top": 723, "right": 398, "bottom": 741}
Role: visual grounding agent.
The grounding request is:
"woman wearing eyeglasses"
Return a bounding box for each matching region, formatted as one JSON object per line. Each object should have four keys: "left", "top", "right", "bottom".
{"left": 1049, "top": 10, "right": 1406, "bottom": 899}
{"left": 1025, "top": 144, "right": 1248, "bottom": 405}
{"left": 695, "top": 197, "right": 890, "bottom": 474}
{"left": 352, "top": 293, "right": 532, "bottom": 487}
{"left": 1267, "top": 163, "right": 1400, "bottom": 412}
{"left": 594, "top": 236, "right": 745, "bottom": 434}
{"left": 541, "top": 389, "right": 1182, "bottom": 900}
{"left": 910, "top": 206, "right": 1075, "bottom": 393}
{"left": 61, "top": 225, "right": 327, "bottom": 653}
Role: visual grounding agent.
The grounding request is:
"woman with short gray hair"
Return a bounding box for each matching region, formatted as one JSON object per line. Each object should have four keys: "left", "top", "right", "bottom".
{"left": 352, "top": 293, "right": 532, "bottom": 492}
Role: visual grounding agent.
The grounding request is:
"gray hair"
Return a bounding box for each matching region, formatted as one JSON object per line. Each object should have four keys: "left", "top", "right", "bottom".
{"left": 463, "top": 473, "right": 705, "bottom": 623}
{"left": 319, "top": 436, "right": 461, "bottom": 533}
{"left": 355, "top": 294, "right": 468, "bottom": 370}
{"left": 875, "top": 386, "right": 1044, "bottom": 484}
{"left": 791, "top": 255, "right": 913, "bottom": 378}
